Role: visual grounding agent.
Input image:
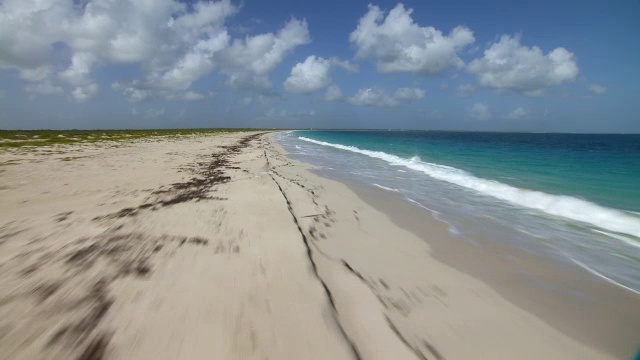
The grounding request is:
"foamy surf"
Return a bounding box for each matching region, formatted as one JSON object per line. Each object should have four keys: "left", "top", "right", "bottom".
{"left": 591, "top": 229, "right": 640, "bottom": 249}
{"left": 405, "top": 197, "right": 472, "bottom": 242}
{"left": 299, "top": 136, "right": 640, "bottom": 239}
{"left": 373, "top": 184, "right": 399, "bottom": 192}
{"left": 569, "top": 258, "right": 640, "bottom": 296}
{"left": 406, "top": 198, "right": 439, "bottom": 214}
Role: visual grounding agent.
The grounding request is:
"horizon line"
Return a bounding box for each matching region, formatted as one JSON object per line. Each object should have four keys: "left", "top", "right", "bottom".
{"left": 1, "top": 128, "right": 639, "bottom": 135}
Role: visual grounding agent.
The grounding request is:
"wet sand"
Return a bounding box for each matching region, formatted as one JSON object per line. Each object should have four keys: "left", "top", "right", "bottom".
{"left": 346, "top": 184, "right": 640, "bottom": 359}
{"left": 0, "top": 131, "right": 630, "bottom": 359}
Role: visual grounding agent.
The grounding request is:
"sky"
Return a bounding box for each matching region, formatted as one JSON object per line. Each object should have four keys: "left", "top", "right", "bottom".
{"left": 0, "top": 0, "right": 639, "bottom": 132}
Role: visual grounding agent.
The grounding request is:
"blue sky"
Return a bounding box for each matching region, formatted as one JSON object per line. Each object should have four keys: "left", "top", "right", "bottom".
{"left": 0, "top": 0, "right": 638, "bottom": 132}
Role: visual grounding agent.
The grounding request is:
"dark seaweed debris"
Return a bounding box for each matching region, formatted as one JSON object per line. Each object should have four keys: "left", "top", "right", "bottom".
{"left": 94, "top": 133, "right": 265, "bottom": 220}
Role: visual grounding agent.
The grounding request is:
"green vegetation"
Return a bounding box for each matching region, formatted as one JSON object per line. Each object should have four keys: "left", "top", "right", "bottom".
{"left": 0, "top": 129, "right": 269, "bottom": 149}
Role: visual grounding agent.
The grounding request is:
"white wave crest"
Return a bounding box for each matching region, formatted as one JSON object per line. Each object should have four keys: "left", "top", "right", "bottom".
{"left": 299, "top": 136, "right": 640, "bottom": 239}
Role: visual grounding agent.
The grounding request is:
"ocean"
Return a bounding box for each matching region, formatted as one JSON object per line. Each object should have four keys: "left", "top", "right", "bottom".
{"left": 275, "top": 130, "right": 640, "bottom": 295}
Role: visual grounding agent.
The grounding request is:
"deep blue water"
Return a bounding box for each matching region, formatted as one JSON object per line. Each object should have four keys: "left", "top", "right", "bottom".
{"left": 276, "top": 130, "right": 640, "bottom": 294}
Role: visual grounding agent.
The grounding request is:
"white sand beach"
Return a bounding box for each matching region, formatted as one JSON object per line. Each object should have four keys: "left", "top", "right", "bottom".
{"left": 0, "top": 132, "right": 633, "bottom": 359}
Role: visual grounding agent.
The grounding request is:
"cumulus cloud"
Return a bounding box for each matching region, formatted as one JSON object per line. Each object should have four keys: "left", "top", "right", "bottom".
{"left": 155, "top": 33, "right": 230, "bottom": 91}
{"left": 284, "top": 55, "right": 360, "bottom": 94}
{"left": 588, "top": 84, "right": 607, "bottom": 95}
{"left": 324, "top": 85, "right": 345, "bottom": 102}
{"left": 469, "top": 103, "right": 491, "bottom": 120}
{"left": 504, "top": 107, "right": 530, "bottom": 120}
{"left": 0, "top": 0, "right": 308, "bottom": 102}
{"left": 0, "top": 0, "right": 237, "bottom": 100}
{"left": 126, "top": 89, "right": 152, "bottom": 103}
{"left": 284, "top": 56, "right": 332, "bottom": 93}
{"left": 219, "top": 18, "right": 310, "bottom": 93}
{"left": 59, "top": 53, "right": 96, "bottom": 87}
{"left": 348, "top": 87, "right": 425, "bottom": 107}
{"left": 456, "top": 84, "right": 475, "bottom": 97}
{"left": 349, "top": 88, "right": 399, "bottom": 107}
{"left": 241, "top": 97, "right": 254, "bottom": 105}
{"left": 467, "top": 35, "right": 578, "bottom": 96}
{"left": 112, "top": 81, "right": 152, "bottom": 103}
{"left": 71, "top": 83, "right": 99, "bottom": 103}
{"left": 350, "top": 3, "right": 474, "bottom": 74}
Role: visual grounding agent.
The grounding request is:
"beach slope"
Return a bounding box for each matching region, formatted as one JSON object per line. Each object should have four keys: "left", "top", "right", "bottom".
{"left": 0, "top": 132, "right": 615, "bottom": 359}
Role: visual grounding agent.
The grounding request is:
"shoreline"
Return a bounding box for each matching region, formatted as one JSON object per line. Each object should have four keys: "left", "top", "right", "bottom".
{"left": 341, "top": 182, "right": 640, "bottom": 359}
{"left": 268, "top": 134, "right": 626, "bottom": 359}
{"left": 278, "top": 131, "right": 640, "bottom": 358}
{"left": 0, "top": 131, "right": 632, "bottom": 359}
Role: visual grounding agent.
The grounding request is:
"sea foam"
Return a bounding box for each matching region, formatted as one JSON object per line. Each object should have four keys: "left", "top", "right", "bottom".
{"left": 299, "top": 136, "right": 640, "bottom": 240}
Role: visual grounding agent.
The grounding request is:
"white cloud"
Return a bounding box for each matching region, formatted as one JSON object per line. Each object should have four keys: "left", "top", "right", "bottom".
{"left": 113, "top": 82, "right": 153, "bottom": 103}
{"left": 329, "top": 57, "right": 359, "bottom": 73}
{"left": 350, "top": 4, "right": 474, "bottom": 74}
{"left": 0, "top": 0, "right": 308, "bottom": 102}
{"left": 324, "top": 85, "right": 345, "bottom": 102}
{"left": 25, "top": 81, "right": 64, "bottom": 96}
{"left": 19, "top": 66, "right": 52, "bottom": 82}
{"left": 241, "top": 97, "right": 253, "bottom": 105}
{"left": 156, "top": 33, "right": 230, "bottom": 91}
{"left": 349, "top": 88, "right": 399, "bottom": 107}
{"left": 71, "top": 83, "right": 99, "bottom": 103}
{"left": 504, "top": 107, "right": 530, "bottom": 120}
{"left": 219, "top": 18, "right": 310, "bottom": 93}
{"left": 588, "top": 84, "right": 607, "bottom": 95}
{"left": 440, "top": 81, "right": 449, "bottom": 90}
{"left": 394, "top": 87, "right": 425, "bottom": 101}
{"left": 182, "top": 91, "right": 206, "bottom": 101}
{"left": 59, "top": 52, "right": 96, "bottom": 87}
{"left": 0, "top": 0, "right": 236, "bottom": 99}
{"left": 284, "top": 55, "right": 332, "bottom": 93}
{"left": 284, "top": 54, "right": 360, "bottom": 94}
{"left": 125, "top": 88, "right": 152, "bottom": 103}
{"left": 456, "top": 84, "right": 475, "bottom": 97}
{"left": 467, "top": 35, "right": 578, "bottom": 96}
{"left": 469, "top": 103, "right": 491, "bottom": 120}
{"left": 348, "top": 87, "right": 425, "bottom": 107}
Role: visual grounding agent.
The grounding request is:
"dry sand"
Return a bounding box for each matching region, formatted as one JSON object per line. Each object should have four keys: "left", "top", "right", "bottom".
{"left": 0, "top": 131, "right": 628, "bottom": 359}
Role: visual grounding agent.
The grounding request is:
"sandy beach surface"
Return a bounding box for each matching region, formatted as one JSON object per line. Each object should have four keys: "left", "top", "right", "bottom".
{"left": 0, "top": 131, "right": 634, "bottom": 359}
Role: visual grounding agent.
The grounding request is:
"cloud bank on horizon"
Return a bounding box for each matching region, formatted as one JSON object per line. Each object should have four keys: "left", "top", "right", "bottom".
{"left": 0, "top": 0, "right": 634, "bottom": 131}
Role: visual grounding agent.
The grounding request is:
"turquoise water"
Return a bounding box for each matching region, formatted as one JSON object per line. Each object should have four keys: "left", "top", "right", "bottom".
{"left": 297, "top": 131, "right": 640, "bottom": 213}
{"left": 276, "top": 130, "right": 640, "bottom": 294}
